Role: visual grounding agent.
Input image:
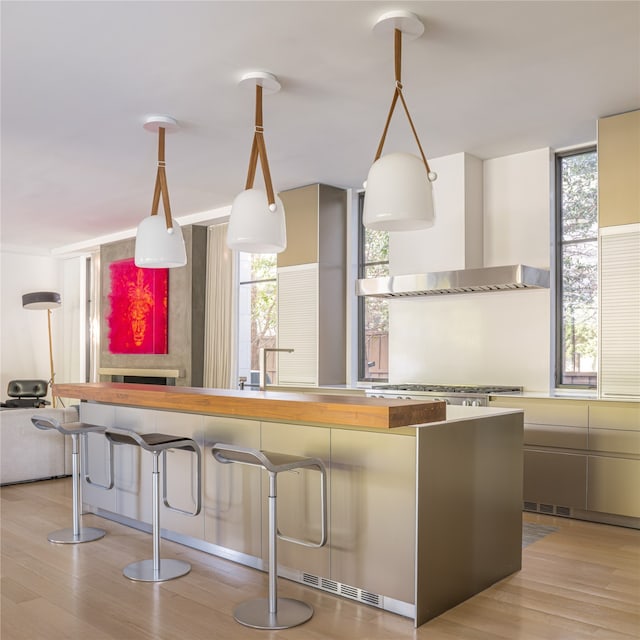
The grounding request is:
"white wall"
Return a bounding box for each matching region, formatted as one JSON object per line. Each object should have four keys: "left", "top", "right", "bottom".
{"left": 61, "top": 257, "right": 86, "bottom": 386}
{"left": 483, "top": 147, "right": 552, "bottom": 267}
{"left": 388, "top": 148, "right": 552, "bottom": 391}
{"left": 390, "top": 152, "right": 484, "bottom": 274}
{"left": 0, "top": 250, "right": 84, "bottom": 403}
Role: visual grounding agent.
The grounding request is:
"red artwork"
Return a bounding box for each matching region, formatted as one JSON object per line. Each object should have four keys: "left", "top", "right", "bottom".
{"left": 107, "top": 258, "right": 168, "bottom": 354}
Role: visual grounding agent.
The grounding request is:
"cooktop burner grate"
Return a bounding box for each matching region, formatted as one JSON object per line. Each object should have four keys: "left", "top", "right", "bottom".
{"left": 371, "top": 384, "right": 523, "bottom": 394}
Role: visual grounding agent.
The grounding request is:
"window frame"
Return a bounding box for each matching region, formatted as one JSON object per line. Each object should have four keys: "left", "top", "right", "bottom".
{"left": 554, "top": 145, "right": 598, "bottom": 389}
{"left": 357, "top": 192, "right": 389, "bottom": 382}
{"left": 237, "top": 252, "right": 278, "bottom": 387}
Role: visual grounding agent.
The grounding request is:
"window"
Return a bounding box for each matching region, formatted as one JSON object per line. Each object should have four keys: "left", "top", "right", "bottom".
{"left": 237, "top": 253, "right": 277, "bottom": 388}
{"left": 555, "top": 147, "right": 598, "bottom": 388}
{"left": 357, "top": 193, "right": 389, "bottom": 381}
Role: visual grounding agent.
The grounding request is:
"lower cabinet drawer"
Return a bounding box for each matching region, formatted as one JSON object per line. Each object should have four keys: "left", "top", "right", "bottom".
{"left": 587, "top": 456, "right": 640, "bottom": 518}
{"left": 523, "top": 450, "right": 587, "bottom": 509}
{"left": 524, "top": 423, "right": 588, "bottom": 449}
{"left": 589, "top": 403, "right": 640, "bottom": 431}
{"left": 589, "top": 428, "right": 640, "bottom": 455}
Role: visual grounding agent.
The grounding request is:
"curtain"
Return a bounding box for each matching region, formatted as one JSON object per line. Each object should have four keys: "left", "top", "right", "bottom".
{"left": 88, "top": 250, "right": 100, "bottom": 382}
{"left": 203, "top": 223, "right": 236, "bottom": 388}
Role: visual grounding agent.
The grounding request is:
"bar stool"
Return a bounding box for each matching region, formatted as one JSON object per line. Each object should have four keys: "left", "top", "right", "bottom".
{"left": 105, "top": 428, "right": 201, "bottom": 582}
{"left": 30, "top": 416, "right": 110, "bottom": 544}
{"left": 211, "top": 443, "right": 327, "bottom": 630}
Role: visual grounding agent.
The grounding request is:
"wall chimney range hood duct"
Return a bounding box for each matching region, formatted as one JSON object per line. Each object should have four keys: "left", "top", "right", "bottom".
{"left": 356, "top": 265, "right": 550, "bottom": 298}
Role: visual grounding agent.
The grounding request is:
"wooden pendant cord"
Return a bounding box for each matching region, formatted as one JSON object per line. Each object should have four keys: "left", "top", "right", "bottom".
{"left": 374, "top": 28, "right": 432, "bottom": 174}
{"left": 244, "top": 84, "right": 276, "bottom": 207}
{"left": 150, "top": 126, "right": 173, "bottom": 231}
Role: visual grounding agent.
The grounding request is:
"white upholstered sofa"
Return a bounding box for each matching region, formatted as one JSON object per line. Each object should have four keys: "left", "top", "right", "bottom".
{"left": 0, "top": 406, "right": 78, "bottom": 484}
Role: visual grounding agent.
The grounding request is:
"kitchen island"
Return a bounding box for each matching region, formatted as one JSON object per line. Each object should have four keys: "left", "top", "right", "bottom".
{"left": 55, "top": 382, "right": 523, "bottom": 627}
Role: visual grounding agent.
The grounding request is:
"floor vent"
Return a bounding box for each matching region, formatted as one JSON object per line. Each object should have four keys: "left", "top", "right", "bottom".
{"left": 361, "top": 591, "right": 381, "bottom": 606}
{"left": 523, "top": 501, "right": 572, "bottom": 518}
{"left": 321, "top": 578, "right": 338, "bottom": 592}
{"left": 340, "top": 584, "right": 358, "bottom": 599}
{"left": 302, "top": 573, "right": 319, "bottom": 587}
{"left": 299, "top": 573, "right": 383, "bottom": 609}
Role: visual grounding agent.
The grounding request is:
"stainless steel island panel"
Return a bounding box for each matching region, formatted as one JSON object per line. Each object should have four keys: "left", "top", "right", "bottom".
{"left": 79, "top": 400, "right": 523, "bottom": 627}
{"left": 330, "top": 428, "right": 417, "bottom": 604}
{"left": 202, "top": 416, "right": 262, "bottom": 558}
{"left": 261, "top": 422, "right": 331, "bottom": 579}
{"left": 415, "top": 412, "right": 523, "bottom": 625}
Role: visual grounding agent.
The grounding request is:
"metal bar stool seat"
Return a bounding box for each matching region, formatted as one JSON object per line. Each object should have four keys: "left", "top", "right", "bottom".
{"left": 105, "top": 428, "right": 201, "bottom": 582}
{"left": 211, "top": 442, "right": 327, "bottom": 630}
{"left": 30, "top": 416, "right": 110, "bottom": 544}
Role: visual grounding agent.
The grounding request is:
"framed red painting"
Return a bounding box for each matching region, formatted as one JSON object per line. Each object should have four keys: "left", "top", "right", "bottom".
{"left": 107, "top": 258, "right": 168, "bottom": 354}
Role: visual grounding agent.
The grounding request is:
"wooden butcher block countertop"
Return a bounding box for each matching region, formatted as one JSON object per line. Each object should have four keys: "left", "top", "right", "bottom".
{"left": 54, "top": 382, "right": 446, "bottom": 429}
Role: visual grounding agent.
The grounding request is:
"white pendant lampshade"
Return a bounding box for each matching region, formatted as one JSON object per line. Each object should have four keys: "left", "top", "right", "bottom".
{"left": 363, "top": 11, "right": 438, "bottom": 232}
{"left": 227, "top": 71, "right": 287, "bottom": 254}
{"left": 227, "top": 188, "right": 286, "bottom": 253}
{"left": 134, "top": 114, "right": 187, "bottom": 268}
{"left": 135, "top": 214, "right": 187, "bottom": 268}
{"left": 363, "top": 152, "right": 435, "bottom": 231}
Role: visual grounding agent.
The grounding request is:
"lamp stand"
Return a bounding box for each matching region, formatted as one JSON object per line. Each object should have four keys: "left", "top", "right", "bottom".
{"left": 22, "top": 291, "right": 62, "bottom": 407}
{"left": 47, "top": 308, "right": 57, "bottom": 408}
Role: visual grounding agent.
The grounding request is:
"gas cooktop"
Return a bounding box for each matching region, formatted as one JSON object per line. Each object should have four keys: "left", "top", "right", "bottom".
{"left": 371, "top": 384, "right": 523, "bottom": 394}
{"left": 366, "top": 384, "right": 523, "bottom": 406}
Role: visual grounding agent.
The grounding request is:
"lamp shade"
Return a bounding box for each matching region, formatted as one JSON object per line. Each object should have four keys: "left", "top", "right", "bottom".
{"left": 227, "top": 188, "right": 287, "bottom": 253}
{"left": 22, "top": 291, "right": 62, "bottom": 310}
{"left": 135, "top": 214, "right": 187, "bottom": 268}
{"left": 363, "top": 152, "right": 435, "bottom": 231}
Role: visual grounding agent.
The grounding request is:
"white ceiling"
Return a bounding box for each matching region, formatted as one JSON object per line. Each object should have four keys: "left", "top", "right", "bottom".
{"left": 1, "top": 1, "right": 638, "bottom": 254}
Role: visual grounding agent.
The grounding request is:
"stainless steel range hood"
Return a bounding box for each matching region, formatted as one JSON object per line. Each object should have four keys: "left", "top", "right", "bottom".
{"left": 356, "top": 264, "right": 550, "bottom": 298}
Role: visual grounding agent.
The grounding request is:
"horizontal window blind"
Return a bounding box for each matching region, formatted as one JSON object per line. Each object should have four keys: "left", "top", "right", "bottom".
{"left": 599, "top": 226, "right": 640, "bottom": 397}
{"left": 277, "top": 264, "right": 318, "bottom": 386}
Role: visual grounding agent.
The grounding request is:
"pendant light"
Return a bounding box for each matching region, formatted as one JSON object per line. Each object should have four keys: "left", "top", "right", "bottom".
{"left": 363, "top": 10, "right": 438, "bottom": 232}
{"left": 227, "top": 71, "right": 286, "bottom": 254}
{"left": 134, "top": 115, "right": 187, "bottom": 268}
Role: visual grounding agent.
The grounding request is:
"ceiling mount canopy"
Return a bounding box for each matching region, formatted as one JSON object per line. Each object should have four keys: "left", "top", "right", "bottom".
{"left": 134, "top": 114, "right": 187, "bottom": 268}
{"left": 226, "top": 71, "right": 287, "bottom": 254}
{"left": 363, "top": 10, "right": 438, "bottom": 232}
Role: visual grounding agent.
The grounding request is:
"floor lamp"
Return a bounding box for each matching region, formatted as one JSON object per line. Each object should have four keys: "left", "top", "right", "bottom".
{"left": 22, "top": 291, "right": 62, "bottom": 408}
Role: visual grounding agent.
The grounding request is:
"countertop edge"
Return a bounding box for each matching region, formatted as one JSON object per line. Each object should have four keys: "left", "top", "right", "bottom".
{"left": 54, "top": 382, "right": 447, "bottom": 430}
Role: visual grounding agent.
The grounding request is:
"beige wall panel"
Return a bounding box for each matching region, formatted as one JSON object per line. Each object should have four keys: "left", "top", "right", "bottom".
{"left": 277, "top": 184, "right": 319, "bottom": 267}
{"left": 598, "top": 110, "right": 640, "bottom": 227}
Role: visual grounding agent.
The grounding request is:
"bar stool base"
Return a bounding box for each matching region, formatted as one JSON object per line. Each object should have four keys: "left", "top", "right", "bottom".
{"left": 123, "top": 559, "right": 191, "bottom": 582}
{"left": 233, "top": 598, "right": 313, "bottom": 630}
{"left": 48, "top": 527, "right": 106, "bottom": 544}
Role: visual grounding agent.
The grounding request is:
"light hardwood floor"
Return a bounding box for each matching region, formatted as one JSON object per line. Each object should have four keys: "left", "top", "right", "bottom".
{"left": 1, "top": 478, "right": 638, "bottom": 640}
